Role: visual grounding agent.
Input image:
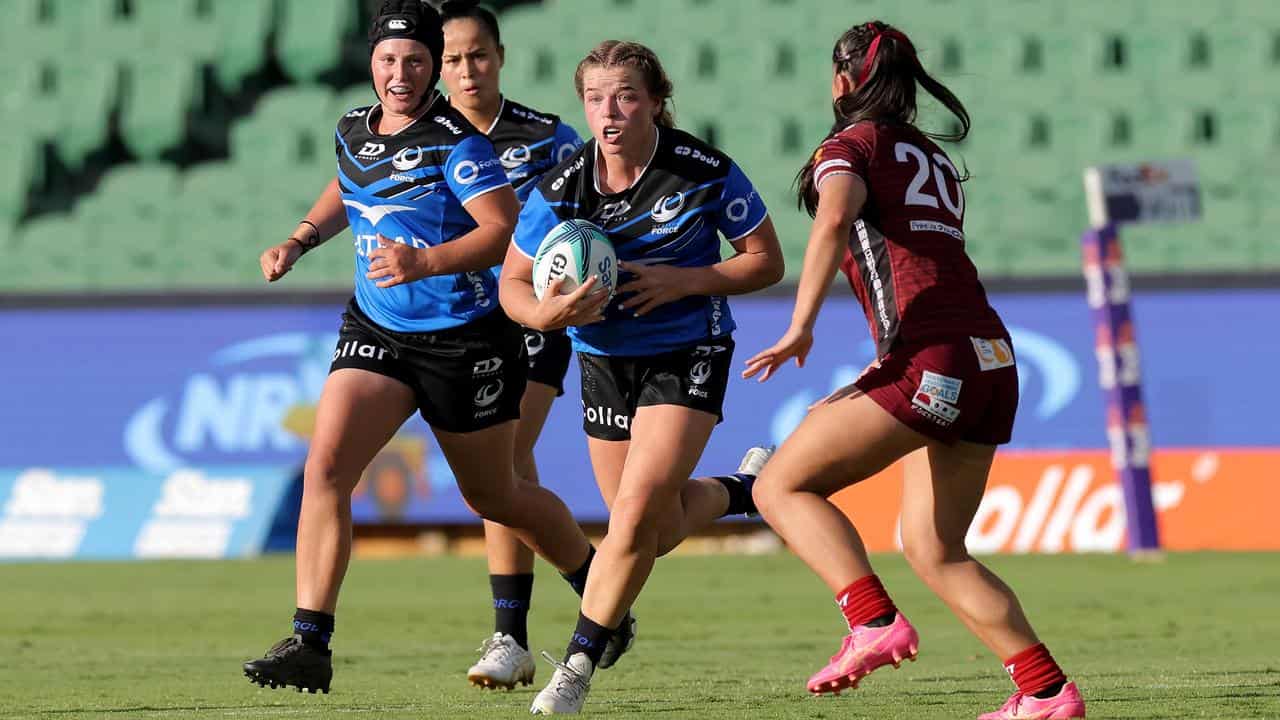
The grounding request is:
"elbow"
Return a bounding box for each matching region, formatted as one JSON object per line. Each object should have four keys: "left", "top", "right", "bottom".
{"left": 764, "top": 251, "right": 786, "bottom": 287}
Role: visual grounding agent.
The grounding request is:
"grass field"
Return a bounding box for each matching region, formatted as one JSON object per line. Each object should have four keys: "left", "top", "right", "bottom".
{"left": 1, "top": 552, "right": 1277, "bottom": 719}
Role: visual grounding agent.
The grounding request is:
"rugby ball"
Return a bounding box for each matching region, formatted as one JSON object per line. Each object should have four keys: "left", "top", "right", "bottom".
{"left": 532, "top": 219, "right": 617, "bottom": 301}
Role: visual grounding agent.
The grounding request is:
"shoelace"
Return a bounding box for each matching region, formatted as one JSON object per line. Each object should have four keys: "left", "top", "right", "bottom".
{"left": 477, "top": 635, "right": 517, "bottom": 663}
{"left": 539, "top": 651, "right": 587, "bottom": 702}
{"left": 266, "top": 637, "right": 301, "bottom": 659}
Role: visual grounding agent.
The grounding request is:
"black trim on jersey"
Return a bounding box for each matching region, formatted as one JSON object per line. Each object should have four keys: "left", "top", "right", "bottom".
{"left": 850, "top": 219, "right": 901, "bottom": 357}
{"left": 334, "top": 92, "right": 489, "bottom": 191}
{"left": 486, "top": 96, "right": 569, "bottom": 184}
{"left": 534, "top": 126, "right": 736, "bottom": 244}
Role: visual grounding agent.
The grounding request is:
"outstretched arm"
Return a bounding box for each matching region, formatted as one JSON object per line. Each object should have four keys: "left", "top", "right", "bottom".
{"left": 260, "top": 178, "right": 348, "bottom": 282}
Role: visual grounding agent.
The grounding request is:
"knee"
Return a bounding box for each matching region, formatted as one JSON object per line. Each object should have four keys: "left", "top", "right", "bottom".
{"left": 513, "top": 452, "right": 539, "bottom": 486}
{"left": 901, "top": 534, "right": 968, "bottom": 583}
{"left": 608, "top": 491, "right": 672, "bottom": 550}
{"left": 459, "top": 483, "right": 514, "bottom": 524}
{"left": 750, "top": 471, "right": 787, "bottom": 520}
{"left": 303, "top": 453, "right": 351, "bottom": 499}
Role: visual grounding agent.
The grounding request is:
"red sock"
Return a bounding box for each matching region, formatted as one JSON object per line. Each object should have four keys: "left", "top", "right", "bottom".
{"left": 1003, "top": 643, "right": 1067, "bottom": 696}
{"left": 835, "top": 575, "right": 896, "bottom": 631}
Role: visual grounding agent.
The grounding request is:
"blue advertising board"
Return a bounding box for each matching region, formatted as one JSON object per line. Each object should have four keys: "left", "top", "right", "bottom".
{"left": 1, "top": 289, "right": 1277, "bottom": 537}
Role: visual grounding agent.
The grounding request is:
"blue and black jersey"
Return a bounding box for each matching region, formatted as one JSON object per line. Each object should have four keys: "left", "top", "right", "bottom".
{"left": 481, "top": 97, "right": 582, "bottom": 205}
{"left": 335, "top": 92, "right": 510, "bottom": 333}
{"left": 513, "top": 126, "right": 768, "bottom": 356}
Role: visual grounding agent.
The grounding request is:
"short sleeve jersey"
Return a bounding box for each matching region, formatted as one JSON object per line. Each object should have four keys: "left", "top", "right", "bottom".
{"left": 513, "top": 126, "right": 768, "bottom": 356}
{"left": 335, "top": 92, "right": 510, "bottom": 333}
{"left": 482, "top": 97, "right": 583, "bottom": 205}
{"left": 812, "top": 121, "right": 1007, "bottom": 357}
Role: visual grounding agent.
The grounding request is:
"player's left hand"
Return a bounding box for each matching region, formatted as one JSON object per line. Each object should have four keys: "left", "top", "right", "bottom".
{"left": 742, "top": 324, "right": 814, "bottom": 382}
{"left": 616, "top": 261, "right": 691, "bottom": 316}
{"left": 367, "top": 234, "right": 432, "bottom": 288}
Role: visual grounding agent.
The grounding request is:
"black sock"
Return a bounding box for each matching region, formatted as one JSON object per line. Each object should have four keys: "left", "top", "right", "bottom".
{"left": 564, "top": 612, "right": 613, "bottom": 667}
{"left": 293, "top": 608, "right": 334, "bottom": 653}
{"left": 1033, "top": 681, "right": 1066, "bottom": 699}
{"left": 561, "top": 546, "right": 637, "bottom": 642}
{"left": 561, "top": 545, "right": 596, "bottom": 597}
{"left": 490, "top": 573, "right": 534, "bottom": 649}
{"left": 715, "top": 473, "right": 757, "bottom": 517}
{"left": 863, "top": 612, "right": 895, "bottom": 628}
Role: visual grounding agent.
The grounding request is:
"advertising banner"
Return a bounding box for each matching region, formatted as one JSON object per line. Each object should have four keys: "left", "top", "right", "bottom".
{"left": 1, "top": 290, "right": 1276, "bottom": 550}
{"left": 830, "top": 449, "right": 1280, "bottom": 553}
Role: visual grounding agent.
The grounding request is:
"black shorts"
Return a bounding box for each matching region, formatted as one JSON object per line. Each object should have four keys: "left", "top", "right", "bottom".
{"left": 331, "top": 299, "right": 527, "bottom": 433}
{"left": 523, "top": 328, "right": 572, "bottom": 396}
{"left": 578, "top": 336, "right": 734, "bottom": 441}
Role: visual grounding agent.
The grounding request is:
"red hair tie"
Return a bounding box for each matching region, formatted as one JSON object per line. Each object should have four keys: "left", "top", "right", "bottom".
{"left": 856, "top": 25, "right": 916, "bottom": 85}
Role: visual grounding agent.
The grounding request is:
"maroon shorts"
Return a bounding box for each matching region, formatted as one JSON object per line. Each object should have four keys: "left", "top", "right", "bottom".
{"left": 854, "top": 336, "right": 1019, "bottom": 445}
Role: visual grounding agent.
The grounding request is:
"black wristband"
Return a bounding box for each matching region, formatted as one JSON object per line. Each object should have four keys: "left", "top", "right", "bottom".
{"left": 287, "top": 236, "right": 317, "bottom": 255}
{"left": 299, "top": 219, "right": 320, "bottom": 240}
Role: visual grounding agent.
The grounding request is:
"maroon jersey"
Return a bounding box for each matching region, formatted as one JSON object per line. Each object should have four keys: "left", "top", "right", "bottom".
{"left": 813, "top": 121, "right": 1006, "bottom": 357}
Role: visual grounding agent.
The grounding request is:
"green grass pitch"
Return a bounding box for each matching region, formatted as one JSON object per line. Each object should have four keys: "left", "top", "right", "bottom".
{"left": 1, "top": 552, "right": 1277, "bottom": 718}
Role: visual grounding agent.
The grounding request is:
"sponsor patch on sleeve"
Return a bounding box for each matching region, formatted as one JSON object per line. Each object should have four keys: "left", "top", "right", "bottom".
{"left": 971, "top": 337, "right": 1015, "bottom": 371}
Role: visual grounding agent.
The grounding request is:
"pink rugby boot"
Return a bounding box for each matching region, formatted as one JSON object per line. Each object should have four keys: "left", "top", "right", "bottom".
{"left": 806, "top": 612, "right": 919, "bottom": 694}
{"left": 977, "top": 681, "right": 1086, "bottom": 719}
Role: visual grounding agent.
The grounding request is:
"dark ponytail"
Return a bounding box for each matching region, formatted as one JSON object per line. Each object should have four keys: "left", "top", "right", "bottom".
{"left": 796, "top": 21, "right": 970, "bottom": 217}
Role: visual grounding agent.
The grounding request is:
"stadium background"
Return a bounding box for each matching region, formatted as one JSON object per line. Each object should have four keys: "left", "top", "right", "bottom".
{"left": 1, "top": 2, "right": 1278, "bottom": 718}
{"left": 2, "top": 0, "right": 1276, "bottom": 556}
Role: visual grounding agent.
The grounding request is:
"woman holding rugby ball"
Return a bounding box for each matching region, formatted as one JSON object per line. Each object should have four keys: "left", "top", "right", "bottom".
{"left": 499, "top": 40, "right": 784, "bottom": 715}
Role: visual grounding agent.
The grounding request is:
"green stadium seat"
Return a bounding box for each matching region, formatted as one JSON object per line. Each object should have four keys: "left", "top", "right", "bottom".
{"left": 976, "top": 0, "right": 1061, "bottom": 32}
{"left": 86, "top": 164, "right": 181, "bottom": 223}
{"left": 253, "top": 85, "right": 336, "bottom": 166}
{"left": 181, "top": 162, "right": 252, "bottom": 221}
{"left": 8, "top": 214, "right": 96, "bottom": 291}
{"left": 53, "top": 63, "right": 118, "bottom": 169}
{"left": 333, "top": 85, "right": 377, "bottom": 119}
{"left": 131, "top": 0, "right": 217, "bottom": 60}
{"left": 277, "top": 0, "right": 357, "bottom": 82}
{"left": 0, "top": 134, "right": 40, "bottom": 228}
{"left": 119, "top": 59, "right": 201, "bottom": 161}
{"left": 211, "top": 0, "right": 275, "bottom": 93}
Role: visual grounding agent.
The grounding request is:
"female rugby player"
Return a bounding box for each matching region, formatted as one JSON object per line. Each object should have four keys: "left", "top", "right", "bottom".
{"left": 500, "top": 40, "right": 785, "bottom": 714}
{"left": 438, "top": 0, "right": 636, "bottom": 690}
{"left": 241, "top": 0, "right": 598, "bottom": 696}
{"left": 743, "top": 21, "right": 1086, "bottom": 720}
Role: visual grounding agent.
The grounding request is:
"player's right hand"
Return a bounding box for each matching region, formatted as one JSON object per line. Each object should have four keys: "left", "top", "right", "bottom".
{"left": 260, "top": 239, "right": 304, "bottom": 282}
{"left": 742, "top": 325, "right": 814, "bottom": 382}
{"left": 531, "top": 275, "right": 609, "bottom": 331}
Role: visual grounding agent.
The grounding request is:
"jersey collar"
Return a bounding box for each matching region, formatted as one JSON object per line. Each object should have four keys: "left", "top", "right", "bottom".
{"left": 365, "top": 90, "right": 441, "bottom": 137}
{"left": 593, "top": 125, "right": 660, "bottom": 196}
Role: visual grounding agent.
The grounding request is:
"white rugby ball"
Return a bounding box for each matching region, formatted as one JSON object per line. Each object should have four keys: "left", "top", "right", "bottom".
{"left": 532, "top": 219, "right": 617, "bottom": 301}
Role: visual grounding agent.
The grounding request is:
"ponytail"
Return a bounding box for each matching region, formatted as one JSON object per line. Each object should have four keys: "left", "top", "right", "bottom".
{"left": 796, "top": 21, "right": 970, "bottom": 217}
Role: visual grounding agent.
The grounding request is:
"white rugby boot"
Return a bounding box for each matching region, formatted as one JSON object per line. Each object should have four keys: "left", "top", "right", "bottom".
{"left": 529, "top": 651, "right": 593, "bottom": 714}
{"left": 467, "top": 632, "right": 535, "bottom": 690}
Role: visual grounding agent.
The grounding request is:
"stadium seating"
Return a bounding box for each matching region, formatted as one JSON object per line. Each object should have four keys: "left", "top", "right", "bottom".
{"left": 0, "top": 0, "right": 1277, "bottom": 292}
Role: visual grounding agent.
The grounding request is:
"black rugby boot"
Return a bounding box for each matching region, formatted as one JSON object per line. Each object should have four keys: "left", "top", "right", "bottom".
{"left": 243, "top": 635, "right": 333, "bottom": 694}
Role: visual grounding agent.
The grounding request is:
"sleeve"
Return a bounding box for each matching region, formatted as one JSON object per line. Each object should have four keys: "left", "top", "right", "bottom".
{"left": 813, "top": 125, "right": 874, "bottom": 191}
{"left": 716, "top": 161, "right": 769, "bottom": 242}
{"left": 512, "top": 188, "right": 561, "bottom": 260}
{"left": 552, "top": 121, "right": 585, "bottom": 164}
{"left": 445, "top": 134, "right": 512, "bottom": 205}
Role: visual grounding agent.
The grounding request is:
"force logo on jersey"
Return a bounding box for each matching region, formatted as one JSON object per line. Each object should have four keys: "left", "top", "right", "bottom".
{"left": 650, "top": 192, "right": 685, "bottom": 223}
{"left": 392, "top": 147, "right": 424, "bottom": 171}
{"left": 500, "top": 144, "right": 531, "bottom": 170}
